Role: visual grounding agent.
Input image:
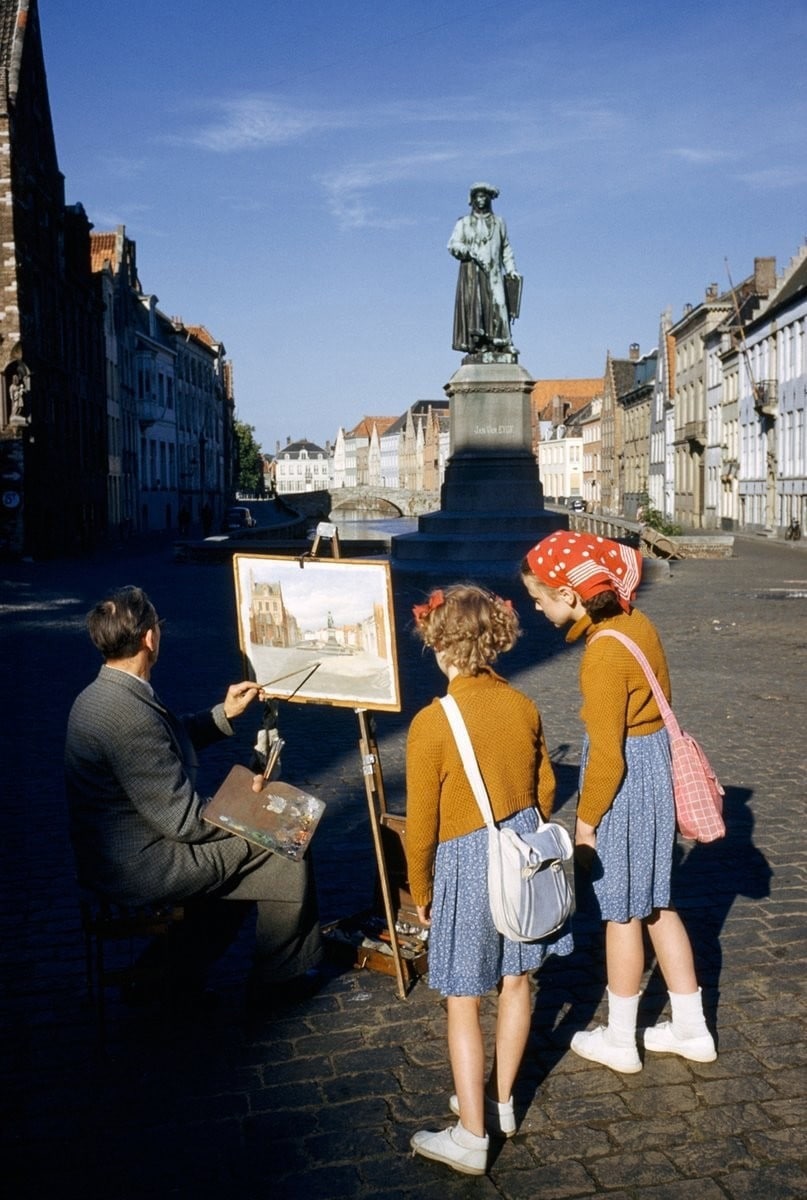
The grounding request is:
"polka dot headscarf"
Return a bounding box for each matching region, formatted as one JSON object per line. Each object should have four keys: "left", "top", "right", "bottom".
{"left": 525, "top": 531, "right": 642, "bottom": 612}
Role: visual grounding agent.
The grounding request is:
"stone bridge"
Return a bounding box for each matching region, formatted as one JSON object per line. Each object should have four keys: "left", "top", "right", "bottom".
{"left": 279, "top": 486, "right": 441, "bottom": 521}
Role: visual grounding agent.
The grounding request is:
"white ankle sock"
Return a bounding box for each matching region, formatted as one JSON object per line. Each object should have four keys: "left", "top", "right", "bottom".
{"left": 605, "top": 988, "right": 641, "bottom": 1047}
{"left": 455, "top": 1121, "right": 489, "bottom": 1148}
{"left": 668, "top": 987, "right": 709, "bottom": 1038}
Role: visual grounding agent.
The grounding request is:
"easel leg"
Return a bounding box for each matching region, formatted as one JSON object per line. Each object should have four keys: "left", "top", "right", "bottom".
{"left": 355, "top": 708, "right": 409, "bottom": 999}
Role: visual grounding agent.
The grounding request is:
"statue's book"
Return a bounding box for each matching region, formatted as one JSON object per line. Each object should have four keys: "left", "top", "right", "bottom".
{"left": 203, "top": 766, "right": 325, "bottom": 861}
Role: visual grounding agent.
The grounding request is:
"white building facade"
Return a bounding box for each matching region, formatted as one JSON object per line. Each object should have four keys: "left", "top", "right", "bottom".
{"left": 274, "top": 438, "right": 331, "bottom": 495}
{"left": 537, "top": 427, "right": 583, "bottom": 503}
{"left": 738, "top": 246, "right": 807, "bottom": 533}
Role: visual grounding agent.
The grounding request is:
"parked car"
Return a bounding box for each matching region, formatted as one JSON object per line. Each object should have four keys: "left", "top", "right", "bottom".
{"left": 568, "top": 498, "right": 586, "bottom": 513}
{"left": 222, "top": 505, "right": 255, "bottom": 531}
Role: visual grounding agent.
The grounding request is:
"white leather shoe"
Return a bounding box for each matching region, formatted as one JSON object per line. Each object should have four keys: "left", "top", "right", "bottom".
{"left": 643, "top": 1020, "right": 716, "bottom": 1062}
{"left": 411, "top": 1123, "right": 488, "bottom": 1176}
{"left": 449, "top": 1092, "right": 516, "bottom": 1137}
{"left": 571, "top": 1025, "right": 642, "bottom": 1073}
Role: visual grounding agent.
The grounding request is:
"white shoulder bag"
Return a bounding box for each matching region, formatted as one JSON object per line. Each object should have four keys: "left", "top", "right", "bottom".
{"left": 440, "top": 695, "right": 574, "bottom": 942}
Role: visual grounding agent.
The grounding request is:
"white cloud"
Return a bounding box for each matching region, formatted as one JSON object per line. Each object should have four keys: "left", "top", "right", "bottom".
{"left": 667, "top": 147, "right": 733, "bottom": 164}
{"left": 174, "top": 95, "right": 354, "bottom": 151}
{"left": 736, "top": 165, "right": 807, "bottom": 190}
{"left": 171, "top": 91, "right": 593, "bottom": 156}
{"left": 320, "top": 151, "right": 462, "bottom": 229}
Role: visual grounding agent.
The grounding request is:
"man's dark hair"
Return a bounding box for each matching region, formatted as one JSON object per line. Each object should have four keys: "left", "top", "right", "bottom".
{"left": 87, "top": 585, "right": 158, "bottom": 660}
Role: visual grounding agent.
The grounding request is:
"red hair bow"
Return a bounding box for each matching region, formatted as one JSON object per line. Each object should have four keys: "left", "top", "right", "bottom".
{"left": 412, "top": 589, "right": 445, "bottom": 624}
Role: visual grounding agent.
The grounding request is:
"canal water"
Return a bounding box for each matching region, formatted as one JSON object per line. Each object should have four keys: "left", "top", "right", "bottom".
{"left": 331, "top": 515, "right": 418, "bottom": 545}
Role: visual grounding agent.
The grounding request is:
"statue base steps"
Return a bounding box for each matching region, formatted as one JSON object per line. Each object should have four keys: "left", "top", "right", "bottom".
{"left": 391, "top": 509, "right": 563, "bottom": 572}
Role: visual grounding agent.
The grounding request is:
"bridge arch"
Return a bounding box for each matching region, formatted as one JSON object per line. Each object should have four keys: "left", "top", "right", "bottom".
{"left": 329, "top": 495, "right": 404, "bottom": 519}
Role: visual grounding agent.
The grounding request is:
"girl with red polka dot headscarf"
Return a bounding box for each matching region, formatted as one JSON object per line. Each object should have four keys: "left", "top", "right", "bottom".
{"left": 520, "top": 531, "right": 716, "bottom": 1075}
{"left": 524, "top": 531, "right": 642, "bottom": 613}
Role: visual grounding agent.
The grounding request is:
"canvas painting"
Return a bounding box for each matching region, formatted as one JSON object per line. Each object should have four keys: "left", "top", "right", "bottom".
{"left": 232, "top": 554, "right": 401, "bottom": 711}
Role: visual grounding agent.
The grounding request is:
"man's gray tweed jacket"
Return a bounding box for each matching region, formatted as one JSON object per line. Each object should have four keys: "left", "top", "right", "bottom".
{"left": 65, "top": 665, "right": 253, "bottom": 905}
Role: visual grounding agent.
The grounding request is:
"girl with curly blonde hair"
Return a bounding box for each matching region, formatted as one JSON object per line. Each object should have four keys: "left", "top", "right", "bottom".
{"left": 407, "top": 585, "right": 573, "bottom": 1177}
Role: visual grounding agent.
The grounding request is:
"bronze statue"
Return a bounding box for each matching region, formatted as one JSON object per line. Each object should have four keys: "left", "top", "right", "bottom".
{"left": 448, "top": 183, "right": 521, "bottom": 355}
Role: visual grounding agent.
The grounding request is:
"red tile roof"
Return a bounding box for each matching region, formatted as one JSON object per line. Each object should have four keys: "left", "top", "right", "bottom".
{"left": 531, "top": 378, "right": 602, "bottom": 420}
{"left": 531, "top": 378, "right": 602, "bottom": 406}
{"left": 89, "top": 232, "right": 118, "bottom": 273}
{"left": 186, "top": 324, "right": 217, "bottom": 347}
{"left": 347, "top": 416, "right": 397, "bottom": 438}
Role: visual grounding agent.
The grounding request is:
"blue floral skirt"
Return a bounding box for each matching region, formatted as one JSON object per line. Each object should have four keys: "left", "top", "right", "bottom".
{"left": 579, "top": 728, "right": 675, "bottom": 923}
{"left": 427, "top": 807, "right": 574, "bottom": 997}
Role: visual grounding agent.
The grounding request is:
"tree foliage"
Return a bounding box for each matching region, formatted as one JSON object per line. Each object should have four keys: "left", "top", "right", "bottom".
{"left": 636, "top": 491, "right": 681, "bottom": 536}
{"left": 233, "top": 419, "right": 265, "bottom": 496}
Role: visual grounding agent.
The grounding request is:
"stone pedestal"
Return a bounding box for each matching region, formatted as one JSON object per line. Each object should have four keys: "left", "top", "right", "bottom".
{"left": 392, "top": 359, "right": 564, "bottom": 571}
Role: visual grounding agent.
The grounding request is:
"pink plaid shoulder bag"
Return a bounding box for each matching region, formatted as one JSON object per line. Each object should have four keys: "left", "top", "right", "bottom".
{"left": 589, "top": 629, "right": 725, "bottom": 843}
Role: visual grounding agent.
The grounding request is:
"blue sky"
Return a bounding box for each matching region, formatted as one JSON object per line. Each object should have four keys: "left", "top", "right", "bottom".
{"left": 41, "top": 0, "right": 806, "bottom": 454}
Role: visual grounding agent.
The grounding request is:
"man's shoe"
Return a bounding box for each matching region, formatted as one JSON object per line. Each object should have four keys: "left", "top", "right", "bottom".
{"left": 411, "top": 1124, "right": 488, "bottom": 1176}
{"left": 246, "top": 968, "right": 324, "bottom": 1014}
{"left": 448, "top": 1092, "right": 516, "bottom": 1137}
{"left": 571, "top": 1025, "right": 642, "bottom": 1074}
{"left": 643, "top": 1021, "right": 716, "bottom": 1062}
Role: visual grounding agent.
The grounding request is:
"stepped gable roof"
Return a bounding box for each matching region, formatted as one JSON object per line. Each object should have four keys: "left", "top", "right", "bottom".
{"left": 607, "top": 355, "right": 637, "bottom": 398}
{"left": 620, "top": 353, "right": 658, "bottom": 403}
{"left": 347, "top": 415, "right": 397, "bottom": 439}
{"left": 90, "top": 232, "right": 118, "bottom": 273}
{"left": 277, "top": 438, "right": 328, "bottom": 458}
{"left": 602, "top": 350, "right": 638, "bottom": 398}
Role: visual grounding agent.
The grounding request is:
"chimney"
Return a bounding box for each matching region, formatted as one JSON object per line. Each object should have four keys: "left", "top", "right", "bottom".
{"left": 275, "top": 440, "right": 280, "bottom": 455}
{"left": 683, "top": 303, "right": 693, "bottom": 315}
{"left": 629, "top": 343, "right": 640, "bottom": 361}
{"left": 754, "top": 257, "right": 776, "bottom": 295}
{"left": 286, "top": 435, "right": 291, "bottom": 445}
{"left": 705, "top": 283, "right": 718, "bottom": 300}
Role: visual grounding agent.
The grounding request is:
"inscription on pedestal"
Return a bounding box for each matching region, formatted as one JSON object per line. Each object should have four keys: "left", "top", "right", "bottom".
{"left": 473, "top": 423, "right": 515, "bottom": 437}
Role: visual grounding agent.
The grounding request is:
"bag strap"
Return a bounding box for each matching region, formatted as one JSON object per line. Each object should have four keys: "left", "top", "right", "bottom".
{"left": 439, "top": 695, "right": 496, "bottom": 828}
{"left": 588, "top": 629, "right": 682, "bottom": 738}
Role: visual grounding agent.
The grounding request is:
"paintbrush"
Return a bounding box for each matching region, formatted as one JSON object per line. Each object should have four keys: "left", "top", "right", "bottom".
{"left": 256, "top": 661, "right": 322, "bottom": 690}
{"left": 262, "top": 736, "right": 285, "bottom": 781}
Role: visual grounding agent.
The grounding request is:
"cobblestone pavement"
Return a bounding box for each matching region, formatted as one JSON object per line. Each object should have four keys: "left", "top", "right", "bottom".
{"left": 2, "top": 533, "right": 805, "bottom": 1199}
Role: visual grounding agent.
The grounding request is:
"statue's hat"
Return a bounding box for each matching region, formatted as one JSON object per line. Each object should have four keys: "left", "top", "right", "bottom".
{"left": 468, "top": 182, "right": 499, "bottom": 203}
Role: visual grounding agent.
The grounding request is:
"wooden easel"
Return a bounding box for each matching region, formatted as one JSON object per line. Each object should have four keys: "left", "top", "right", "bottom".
{"left": 354, "top": 709, "right": 412, "bottom": 998}
{"left": 302, "top": 521, "right": 341, "bottom": 561}
{"left": 299, "top": 524, "right": 421, "bottom": 999}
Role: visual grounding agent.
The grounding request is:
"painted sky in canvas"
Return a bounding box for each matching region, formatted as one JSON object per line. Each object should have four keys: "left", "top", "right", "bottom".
{"left": 41, "top": 0, "right": 807, "bottom": 453}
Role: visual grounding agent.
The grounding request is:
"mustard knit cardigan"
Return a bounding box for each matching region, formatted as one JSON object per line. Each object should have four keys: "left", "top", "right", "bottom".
{"left": 568, "top": 606, "right": 671, "bottom": 827}
{"left": 404, "top": 669, "right": 555, "bottom": 907}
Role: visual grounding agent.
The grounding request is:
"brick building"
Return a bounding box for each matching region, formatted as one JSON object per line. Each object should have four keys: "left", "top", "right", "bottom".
{"left": 0, "top": 0, "right": 106, "bottom": 557}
